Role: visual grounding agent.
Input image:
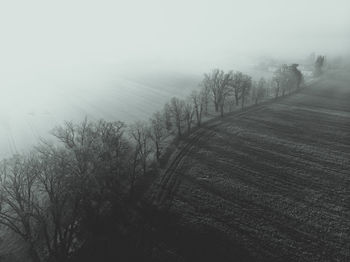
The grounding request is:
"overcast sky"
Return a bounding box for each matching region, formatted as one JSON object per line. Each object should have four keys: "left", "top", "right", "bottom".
{"left": 0, "top": 0, "right": 349, "bottom": 158}
{"left": 0, "top": 0, "right": 349, "bottom": 84}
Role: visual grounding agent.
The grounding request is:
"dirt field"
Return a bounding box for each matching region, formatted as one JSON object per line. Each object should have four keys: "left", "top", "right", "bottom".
{"left": 156, "top": 70, "right": 350, "bottom": 261}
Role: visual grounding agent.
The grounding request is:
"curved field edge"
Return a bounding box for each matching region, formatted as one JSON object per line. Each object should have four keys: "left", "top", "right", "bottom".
{"left": 148, "top": 70, "right": 350, "bottom": 262}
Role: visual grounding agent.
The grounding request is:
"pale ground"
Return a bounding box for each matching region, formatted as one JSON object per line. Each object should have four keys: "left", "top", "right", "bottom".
{"left": 0, "top": 65, "right": 273, "bottom": 160}
{"left": 0, "top": 71, "right": 199, "bottom": 159}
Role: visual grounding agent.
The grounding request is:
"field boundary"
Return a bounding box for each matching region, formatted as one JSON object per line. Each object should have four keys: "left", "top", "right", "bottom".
{"left": 149, "top": 82, "right": 317, "bottom": 208}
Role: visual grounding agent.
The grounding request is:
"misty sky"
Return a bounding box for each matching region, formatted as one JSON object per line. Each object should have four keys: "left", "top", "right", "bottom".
{"left": 0, "top": 0, "right": 349, "bottom": 158}
{"left": 1, "top": 0, "right": 349, "bottom": 77}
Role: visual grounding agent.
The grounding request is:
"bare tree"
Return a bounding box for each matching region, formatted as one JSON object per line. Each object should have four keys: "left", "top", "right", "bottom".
{"left": 0, "top": 118, "right": 153, "bottom": 261}
{"left": 50, "top": 118, "right": 95, "bottom": 179}
{"left": 240, "top": 74, "right": 252, "bottom": 109}
{"left": 128, "top": 121, "right": 152, "bottom": 197}
{"left": 200, "top": 82, "right": 211, "bottom": 115}
{"left": 163, "top": 102, "right": 173, "bottom": 132}
{"left": 251, "top": 80, "right": 258, "bottom": 104}
{"left": 0, "top": 150, "right": 85, "bottom": 262}
{"left": 203, "top": 69, "right": 232, "bottom": 117}
{"left": 51, "top": 119, "right": 129, "bottom": 193}
{"left": 169, "top": 97, "right": 185, "bottom": 137}
{"left": 0, "top": 155, "right": 42, "bottom": 262}
{"left": 149, "top": 111, "right": 166, "bottom": 162}
{"left": 129, "top": 121, "right": 152, "bottom": 175}
{"left": 127, "top": 145, "right": 140, "bottom": 198}
{"left": 266, "top": 79, "right": 273, "bottom": 97}
{"left": 251, "top": 77, "right": 266, "bottom": 105}
{"left": 231, "top": 72, "right": 244, "bottom": 106}
{"left": 183, "top": 98, "right": 195, "bottom": 133}
{"left": 35, "top": 147, "right": 84, "bottom": 262}
{"left": 191, "top": 90, "right": 205, "bottom": 127}
{"left": 50, "top": 119, "right": 131, "bottom": 233}
{"left": 202, "top": 69, "right": 221, "bottom": 112}
{"left": 273, "top": 65, "right": 287, "bottom": 97}
{"left": 272, "top": 77, "right": 281, "bottom": 98}
{"left": 217, "top": 71, "right": 233, "bottom": 117}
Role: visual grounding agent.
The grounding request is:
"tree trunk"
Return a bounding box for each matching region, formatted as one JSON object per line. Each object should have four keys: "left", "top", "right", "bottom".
{"left": 204, "top": 101, "right": 208, "bottom": 115}
{"left": 155, "top": 142, "right": 160, "bottom": 161}
{"left": 220, "top": 104, "right": 224, "bottom": 117}
{"left": 195, "top": 109, "right": 200, "bottom": 127}
{"left": 129, "top": 155, "right": 137, "bottom": 198}
{"left": 177, "top": 124, "right": 182, "bottom": 137}
{"left": 197, "top": 115, "right": 201, "bottom": 127}
{"left": 235, "top": 92, "right": 240, "bottom": 106}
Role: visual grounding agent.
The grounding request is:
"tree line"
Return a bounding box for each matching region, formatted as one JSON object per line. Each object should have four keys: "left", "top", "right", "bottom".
{"left": 0, "top": 63, "right": 304, "bottom": 262}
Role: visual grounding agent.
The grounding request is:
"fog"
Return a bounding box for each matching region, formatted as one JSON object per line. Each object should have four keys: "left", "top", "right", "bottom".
{"left": 0, "top": 0, "right": 349, "bottom": 158}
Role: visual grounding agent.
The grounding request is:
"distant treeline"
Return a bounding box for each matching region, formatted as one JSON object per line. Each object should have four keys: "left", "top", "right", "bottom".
{"left": 0, "top": 63, "right": 306, "bottom": 262}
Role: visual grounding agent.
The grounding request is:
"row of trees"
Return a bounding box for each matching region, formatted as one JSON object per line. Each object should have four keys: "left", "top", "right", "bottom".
{"left": 161, "top": 64, "right": 303, "bottom": 135}
{"left": 0, "top": 64, "right": 304, "bottom": 262}
{"left": 202, "top": 69, "right": 253, "bottom": 116}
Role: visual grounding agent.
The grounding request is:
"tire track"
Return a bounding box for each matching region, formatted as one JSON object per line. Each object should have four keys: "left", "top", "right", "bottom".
{"left": 152, "top": 101, "right": 275, "bottom": 209}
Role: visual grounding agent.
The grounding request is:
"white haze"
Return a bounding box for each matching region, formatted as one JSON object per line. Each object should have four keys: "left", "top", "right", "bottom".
{"left": 0, "top": 0, "right": 349, "bottom": 158}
